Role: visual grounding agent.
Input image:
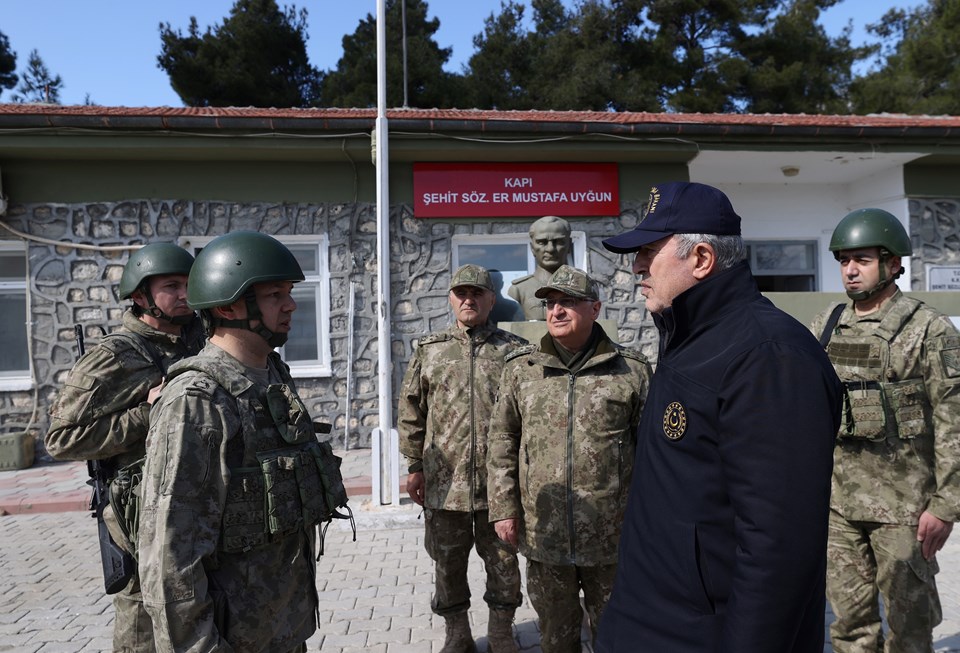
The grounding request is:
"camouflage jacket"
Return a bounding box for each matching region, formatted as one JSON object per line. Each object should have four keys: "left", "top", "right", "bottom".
{"left": 487, "top": 331, "right": 651, "bottom": 566}
{"left": 45, "top": 309, "right": 205, "bottom": 468}
{"left": 811, "top": 290, "right": 960, "bottom": 524}
{"left": 138, "top": 344, "right": 318, "bottom": 652}
{"left": 398, "top": 322, "right": 527, "bottom": 512}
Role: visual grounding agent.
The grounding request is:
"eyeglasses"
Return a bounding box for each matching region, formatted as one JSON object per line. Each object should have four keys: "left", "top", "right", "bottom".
{"left": 541, "top": 297, "right": 586, "bottom": 310}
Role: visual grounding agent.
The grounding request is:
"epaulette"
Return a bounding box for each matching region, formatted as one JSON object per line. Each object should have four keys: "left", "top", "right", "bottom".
{"left": 504, "top": 344, "right": 537, "bottom": 362}
{"left": 180, "top": 373, "right": 219, "bottom": 399}
{"left": 417, "top": 332, "right": 453, "bottom": 347}
{"left": 510, "top": 274, "right": 534, "bottom": 285}
{"left": 100, "top": 332, "right": 166, "bottom": 373}
{"left": 499, "top": 331, "right": 529, "bottom": 346}
{"left": 98, "top": 334, "right": 137, "bottom": 356}
{"left": 617, "top": 347, "right": 648, "bottom": 363}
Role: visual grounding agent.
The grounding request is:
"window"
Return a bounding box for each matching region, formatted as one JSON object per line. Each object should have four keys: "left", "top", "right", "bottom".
{"left": 181, "top": 235, "right": 331, "bottom": 377}
{"left": 452, "top": 232, "right": 587, "bottom": 322}
{"left": 745, "top": 240, "right": 818, "bottom": 291}
{"left": 0, "top": 242, "right": 31, "bottom": 389}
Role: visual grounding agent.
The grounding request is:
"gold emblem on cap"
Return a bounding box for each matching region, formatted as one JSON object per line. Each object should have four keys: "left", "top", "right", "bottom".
{"left": 662, "top": 401, "right": 686, "bottom": 440}
{"left": 640, "top": 186, "right": 661, "bottom": 223}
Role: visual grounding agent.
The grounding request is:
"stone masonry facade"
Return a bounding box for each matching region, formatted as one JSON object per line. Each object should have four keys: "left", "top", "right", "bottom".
{"left": 911, "top": 197, "right": 960, "bottom": 289}
{"left": 0, "top": 198, "right": 654, "bottom": 458}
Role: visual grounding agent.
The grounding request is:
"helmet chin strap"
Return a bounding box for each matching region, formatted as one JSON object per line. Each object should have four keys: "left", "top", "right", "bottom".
{"left": 142, "top": 288, "right": 194, "bottom": 326}
{"left": 846, "top": 250, "right": 903, "bottom": 302}
{"left": 210, "top": 290, "right": 288, "bottom": 348}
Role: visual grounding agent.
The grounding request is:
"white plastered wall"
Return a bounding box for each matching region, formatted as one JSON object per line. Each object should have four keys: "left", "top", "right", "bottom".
{"left": 689, "top": 150, "right": 922, "bottom": 292}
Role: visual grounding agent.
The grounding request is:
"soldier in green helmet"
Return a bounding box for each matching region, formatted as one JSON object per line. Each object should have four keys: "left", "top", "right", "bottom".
{"left": 45, "top": 242, "right": 204, "bottom": 653}
{"left": 136, "top": 231, "right": 331, "bottom": 652}
{"left": 811, "top": 208, "right": 960, "bottom": 653}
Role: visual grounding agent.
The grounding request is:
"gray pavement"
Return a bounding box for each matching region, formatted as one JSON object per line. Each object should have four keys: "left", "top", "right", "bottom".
{"left": 1, "top": 448, "right": 959, "bottom": 652}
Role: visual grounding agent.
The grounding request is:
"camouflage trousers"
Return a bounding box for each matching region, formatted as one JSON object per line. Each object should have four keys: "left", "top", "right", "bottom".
{"left": 424, "top": 508, "right": 522, "bottom": 615}
{"left": 526, "top": 559, "right": 616, "bottom": 653}
{"left": 113, "top": 574, "right": 156, "bottom": 653}
{"left": 826, "top": 510, "right": 942, "bottom": 653}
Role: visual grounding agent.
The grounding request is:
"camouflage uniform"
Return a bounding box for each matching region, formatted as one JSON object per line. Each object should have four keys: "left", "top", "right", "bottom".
{"left": 811, "top": 290, "right": 960, "bottom": 653}
{"left": 138, "top": 344, "right": 320, "bottom": 652}
{"left": 487, "top": 330, "right": 651, "bottom": 652}
{"left": 398, "top": 322, "right": 526, "bottom": 616}
{"left": 45, "top": 309, "right": 204, "bottom": 653}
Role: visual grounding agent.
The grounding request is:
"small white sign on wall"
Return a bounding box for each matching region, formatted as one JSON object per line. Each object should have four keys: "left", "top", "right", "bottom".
{"left": 926, "top": 265, "right": 960, "bottom": 291}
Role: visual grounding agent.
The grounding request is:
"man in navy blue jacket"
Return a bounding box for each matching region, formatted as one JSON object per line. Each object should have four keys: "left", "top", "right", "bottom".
{"left": 596, "top": 182, "right": 843, "bottom": 653}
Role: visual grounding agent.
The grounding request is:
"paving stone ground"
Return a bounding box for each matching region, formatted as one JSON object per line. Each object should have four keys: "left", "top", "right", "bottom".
{"left": 1, "top": 449, "right": 959, "bottom": 652}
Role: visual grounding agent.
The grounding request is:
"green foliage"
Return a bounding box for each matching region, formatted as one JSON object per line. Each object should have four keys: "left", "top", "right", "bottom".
{"left": 465, "top": 0, "right": 661, "bottom": 110}
{"left": 851, "top": 0, "right": 960, "bottom": 115}
{"left": 321, "top": 0, "right": 462, "bottom": 108}
{"left": 737, "top": 0, "right": 867, "bottom": 113}
{"left": 0, "top": 31, "right": 17, "bottom": 99}
{"left": 466, "top": 1, "right": 534, "bottom": 109}
{"left": 158, "top": 0, "right": 322, "bottom": 107}
{"left": 12, "top": 49, "right": 62, "bottom": 104}
{"left": 150, "top": 0, "right": 958, "bottom": 115}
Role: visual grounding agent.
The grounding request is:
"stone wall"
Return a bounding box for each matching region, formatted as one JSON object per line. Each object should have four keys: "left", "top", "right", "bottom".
{"left": 910, "top": 197, "right": 960, "bottom": 289}
{"left": 0, "top": 198, "right": 652, "bottom": 458}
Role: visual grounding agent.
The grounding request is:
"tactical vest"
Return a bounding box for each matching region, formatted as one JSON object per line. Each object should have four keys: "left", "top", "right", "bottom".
{"left": 114, "top": 352, "right": 352, "bottom": 559}
{"left": 825, "top": 297, "right": 932, "bottom": 441}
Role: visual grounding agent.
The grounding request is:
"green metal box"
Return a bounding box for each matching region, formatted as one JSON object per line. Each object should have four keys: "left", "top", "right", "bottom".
{"left": 0, "top": 432, "right": 35, "bottom": 471}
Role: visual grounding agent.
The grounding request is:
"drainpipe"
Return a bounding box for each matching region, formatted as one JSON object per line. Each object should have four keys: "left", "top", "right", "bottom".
{"left": 374, "top": 0, "right": 400, "bottom": 506}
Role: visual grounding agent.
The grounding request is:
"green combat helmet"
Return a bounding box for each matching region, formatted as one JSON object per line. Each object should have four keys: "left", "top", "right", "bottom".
{"left": 829, "top": 208, "right": 911, "bottom": 302}
{"left": 118, "top": 243, "right": 196, "bottom": 325}
{"left": 187, "top": 231, "right": 304, "bottom": 347}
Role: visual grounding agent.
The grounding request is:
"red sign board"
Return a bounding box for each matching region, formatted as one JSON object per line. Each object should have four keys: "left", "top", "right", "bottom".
{"left": 414, "top": 162, "right": 619, "bottom": 218}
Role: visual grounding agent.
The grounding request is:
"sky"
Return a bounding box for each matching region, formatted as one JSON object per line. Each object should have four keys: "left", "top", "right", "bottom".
{"left": 1, "top": 0, "right": 928, "bottom": 107}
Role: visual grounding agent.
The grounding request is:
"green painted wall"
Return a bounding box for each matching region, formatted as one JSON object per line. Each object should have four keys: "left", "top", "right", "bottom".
{"left": 765, "top": 291, "right": 960, "bottom": 325}
{"left": 2, "top": 159, "right": 380, "bottom": 204}
{"left": 904, "top": 157, "right": 960, "bottom": 197}
{"left": 2, "top": 153, "right": 689, "bottom": 208}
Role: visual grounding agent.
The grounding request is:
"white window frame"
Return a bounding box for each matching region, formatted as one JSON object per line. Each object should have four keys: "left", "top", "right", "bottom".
{"left": 0, "top": 241, "right": 33, "bottom": 390}
{"left": 452, "top": 231, "right": 588, "bottom": 273}
{"left": 180, "top": 234, "right": 332, "bottom": 378}
{"left": 745, "top": 239, "right": 819, "bottom": 291}
{"left": 452, "top": 231, "right": 588, "bottom": 311}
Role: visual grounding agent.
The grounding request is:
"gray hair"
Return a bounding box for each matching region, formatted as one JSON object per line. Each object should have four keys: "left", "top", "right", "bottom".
{"left": 673, "top": 234, "right": 746, "bottom": 272}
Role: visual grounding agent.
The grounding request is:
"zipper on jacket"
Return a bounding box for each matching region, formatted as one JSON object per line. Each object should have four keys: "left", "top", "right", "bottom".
{"left": 617, "top": 437, "right": 624, "bottom": 497}
{"left": 469, "top": 335, "right": 477, "bottom": 512}
{"left": 566, "top": 372, "right": 577, "bottom": 563}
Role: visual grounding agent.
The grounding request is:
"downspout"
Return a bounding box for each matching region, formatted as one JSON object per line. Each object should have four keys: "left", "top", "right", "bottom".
{"left": 375, "top": 0, "right": 399, "bottom": 506}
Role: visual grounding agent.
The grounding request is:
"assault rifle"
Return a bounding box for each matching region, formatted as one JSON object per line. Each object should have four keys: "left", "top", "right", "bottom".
{"left": 75, "top": 324, "right": 136, "bottom": 595}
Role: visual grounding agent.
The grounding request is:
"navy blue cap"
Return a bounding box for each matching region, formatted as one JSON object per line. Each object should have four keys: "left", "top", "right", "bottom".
{"left": 602, "top": 182, "right": 741, "bottom": 254}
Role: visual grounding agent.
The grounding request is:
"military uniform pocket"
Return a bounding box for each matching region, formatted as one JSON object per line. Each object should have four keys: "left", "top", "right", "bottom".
{"left": 842, "top": 382, "right": 887, "bottom": 440}
{"left": 259, "top": 453, "right": 303, "bottom": 537}
{"left": 887, "top": 379, "right": 929, "bottom": 439}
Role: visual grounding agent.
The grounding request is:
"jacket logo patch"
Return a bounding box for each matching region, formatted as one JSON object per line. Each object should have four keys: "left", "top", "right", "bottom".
{"left": 662, "top": 402, "right": 686, "bottom": 440}
{"left": 942, "top": 347, "right": 960, "bottom": 379}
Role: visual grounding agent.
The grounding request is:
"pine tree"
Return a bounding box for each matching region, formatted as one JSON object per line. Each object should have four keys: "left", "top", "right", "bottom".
{"left": 158, "top": 0, "right": 323, "bottom": 107}
{"left": 0, "top": 31, "right": 17, "bottom": 100}
{"left": 12, "top": 49, "right": 62, "bottom": 104}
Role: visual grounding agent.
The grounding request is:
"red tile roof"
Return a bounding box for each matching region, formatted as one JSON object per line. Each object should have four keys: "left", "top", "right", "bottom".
{"left": 0, "top": 104, "right": 957, "bottom": 137}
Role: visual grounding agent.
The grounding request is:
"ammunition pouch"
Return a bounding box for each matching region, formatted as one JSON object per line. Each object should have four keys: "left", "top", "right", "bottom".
{"left": 839, "top": 378, "right": 929, "bottom": 441}
{"left": 221, "top": 440, "right": 352, "bottom": 555}
{"left": 109, "top": 458, "right": 145, "bottom": 558}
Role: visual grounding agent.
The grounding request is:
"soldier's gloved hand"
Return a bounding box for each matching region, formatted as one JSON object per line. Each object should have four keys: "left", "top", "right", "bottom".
{"left": 494, "top": 518, "right": 519, "bottom": 548}
{"left": 917, "top": 511, "right": 954, "bottom": 560}
{"left": 147, "top": 378, "right": 166, "bottom": 405}
{"left": 406, "top": 471, "right": 425, "bottom": 506}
